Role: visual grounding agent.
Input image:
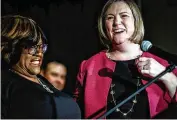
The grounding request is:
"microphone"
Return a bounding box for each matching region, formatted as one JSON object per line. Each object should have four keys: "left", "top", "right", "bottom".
{"left": 141, "top": 40, "right": 177, "bottom": 65}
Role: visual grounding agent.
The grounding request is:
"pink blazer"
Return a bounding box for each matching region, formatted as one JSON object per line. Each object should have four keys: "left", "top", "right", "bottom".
{"left": 74, "top": 50, "right": 177, "bottom": 118}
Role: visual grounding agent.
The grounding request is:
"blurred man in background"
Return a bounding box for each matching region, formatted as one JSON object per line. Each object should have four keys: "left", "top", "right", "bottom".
{"left": 41, "top": 60, "right": 67, "bottom": 91}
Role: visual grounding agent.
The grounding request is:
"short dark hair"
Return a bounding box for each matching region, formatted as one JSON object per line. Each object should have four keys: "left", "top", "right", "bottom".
{"left": 41, "top": 58, "right": 67, "bottom": 71}
{"left": 1, "top": 15, "right": 47, "bottom": 66}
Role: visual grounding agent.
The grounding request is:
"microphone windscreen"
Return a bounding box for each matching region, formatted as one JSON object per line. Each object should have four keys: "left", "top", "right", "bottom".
{"left": 141, "top": 40, "right": 152, "bottom": 52}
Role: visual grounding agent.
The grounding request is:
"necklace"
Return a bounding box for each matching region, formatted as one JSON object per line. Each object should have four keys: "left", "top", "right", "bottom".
{"left": 36, "top": 77, "right": 54, "bottom": 93}
{"left": 9, "top": 69, "right": 54, "bottom": 93}
{"left": 110, "top": 78, "right": 140, "bottom": 117}
{"left": 106, "top": 52, "right": 141, "bottom": 60}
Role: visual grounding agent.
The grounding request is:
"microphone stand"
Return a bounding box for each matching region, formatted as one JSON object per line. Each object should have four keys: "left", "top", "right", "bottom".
{"left": 98, "top": 63, "right": 176, "bottom": 119}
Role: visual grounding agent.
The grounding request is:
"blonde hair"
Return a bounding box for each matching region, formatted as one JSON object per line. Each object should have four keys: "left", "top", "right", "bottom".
{"left": 98, "top": 0, "right": 144, "bottom": 50}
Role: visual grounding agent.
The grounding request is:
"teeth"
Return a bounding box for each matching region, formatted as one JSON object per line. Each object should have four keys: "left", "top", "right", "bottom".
{"left": 118, "top": 29, "right": 124, "bottom": 32}
{"left": 31, "top": 61, "right": 40, "bottom": 65}
{"left": 114, "top": 29, "right": 124, "bottom": 33}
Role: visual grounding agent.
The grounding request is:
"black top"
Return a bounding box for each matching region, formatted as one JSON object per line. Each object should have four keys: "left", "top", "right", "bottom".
{"left": 107, "top": 59, "right": 150, "bottom": 119}
{"left": 1, "top": 70, "right": 81, "bottom": 119}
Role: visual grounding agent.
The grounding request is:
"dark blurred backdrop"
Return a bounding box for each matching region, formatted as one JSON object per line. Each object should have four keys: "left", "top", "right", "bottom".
{"left": 2, "top": 0, "right": 177, "bottom": 94}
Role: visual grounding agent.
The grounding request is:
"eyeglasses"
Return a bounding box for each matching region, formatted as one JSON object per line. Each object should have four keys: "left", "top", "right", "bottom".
{"left": 25, "top": 44, "right": 48, "bottom": 55}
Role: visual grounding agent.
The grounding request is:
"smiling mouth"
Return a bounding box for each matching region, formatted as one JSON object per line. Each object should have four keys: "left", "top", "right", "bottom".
{"left": 113, "top": 29, "right": 125, "bottom": 34}
{"left": 31, "top": 60, "right": 41, "bottom": 66}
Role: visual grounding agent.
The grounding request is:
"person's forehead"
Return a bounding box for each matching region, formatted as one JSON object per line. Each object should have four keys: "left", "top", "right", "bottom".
{"left": 47, "top": 62, "right": 66, "bottom": 72}
{"left": 106, "top": 1, "right": 131, "bottom": 14}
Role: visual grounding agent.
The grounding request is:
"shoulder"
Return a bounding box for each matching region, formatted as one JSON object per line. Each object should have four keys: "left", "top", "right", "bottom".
{"left": 79, "top": 50, "right": 107, "bottom": 69}
{"left": 2, "top": 72, "right": 49, "bottom": 100}
{"left": 86, "top": 50, "right": 107, "bottom": 61}
{"left": 58, "top": 91, "right": 73, "bottom": 98}
{"left": 1, "top": 70, "right": 17, "bottom": 94}
{"left": 55, "top": 91, "right": 81, "bottom": 111}
{"left": 54, "top": 91, "right": 81, "bottom": 118}
{"left": 142, "top": 52, "right": 169, "bottom": 65}
{"left": 77, "top": 50, "right": 115, "bottom": 84}
{"left": 142, "top": 52, "right": 159, "bottom": 58}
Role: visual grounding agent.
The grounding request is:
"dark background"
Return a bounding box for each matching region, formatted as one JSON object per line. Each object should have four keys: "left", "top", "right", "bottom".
{"left": 2, "top": 0, "right": 177, "bottom": 94}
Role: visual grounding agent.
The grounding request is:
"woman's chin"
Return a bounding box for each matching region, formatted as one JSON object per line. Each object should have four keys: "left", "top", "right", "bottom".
{"left": 29, "top": 68, "right": 41, "bottom": 75}
{"left": 112, "top": 40, "right": 127, "bottom": 46}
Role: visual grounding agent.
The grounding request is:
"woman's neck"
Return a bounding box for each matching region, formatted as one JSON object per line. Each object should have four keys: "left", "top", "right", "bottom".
{"left": 109, "top": 43, "right": 142, "bottom": 61}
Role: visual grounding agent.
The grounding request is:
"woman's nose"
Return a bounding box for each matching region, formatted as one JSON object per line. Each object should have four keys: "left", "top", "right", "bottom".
{"left": 35, "top": 47, "right": 43, "bottom": 56}
{"left": 113, "top": 16, "right": 122, "bottom": 26}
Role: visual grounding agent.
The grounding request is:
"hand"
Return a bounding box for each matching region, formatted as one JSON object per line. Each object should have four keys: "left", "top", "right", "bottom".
{"left": 136, "top": 57, "right": 177, "bottom": 97}
{"left": 136, "top": 57, "right": 166, "bottom": 78}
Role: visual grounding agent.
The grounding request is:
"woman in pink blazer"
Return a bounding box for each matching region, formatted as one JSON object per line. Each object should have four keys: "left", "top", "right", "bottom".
{"left": 74, "top": 0, "right": 177, "bottom": 119}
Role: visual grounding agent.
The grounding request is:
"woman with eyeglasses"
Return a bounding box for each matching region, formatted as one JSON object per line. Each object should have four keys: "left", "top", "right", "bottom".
{"left": 1, "top": 15, "right": 81, "bottom": 119}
